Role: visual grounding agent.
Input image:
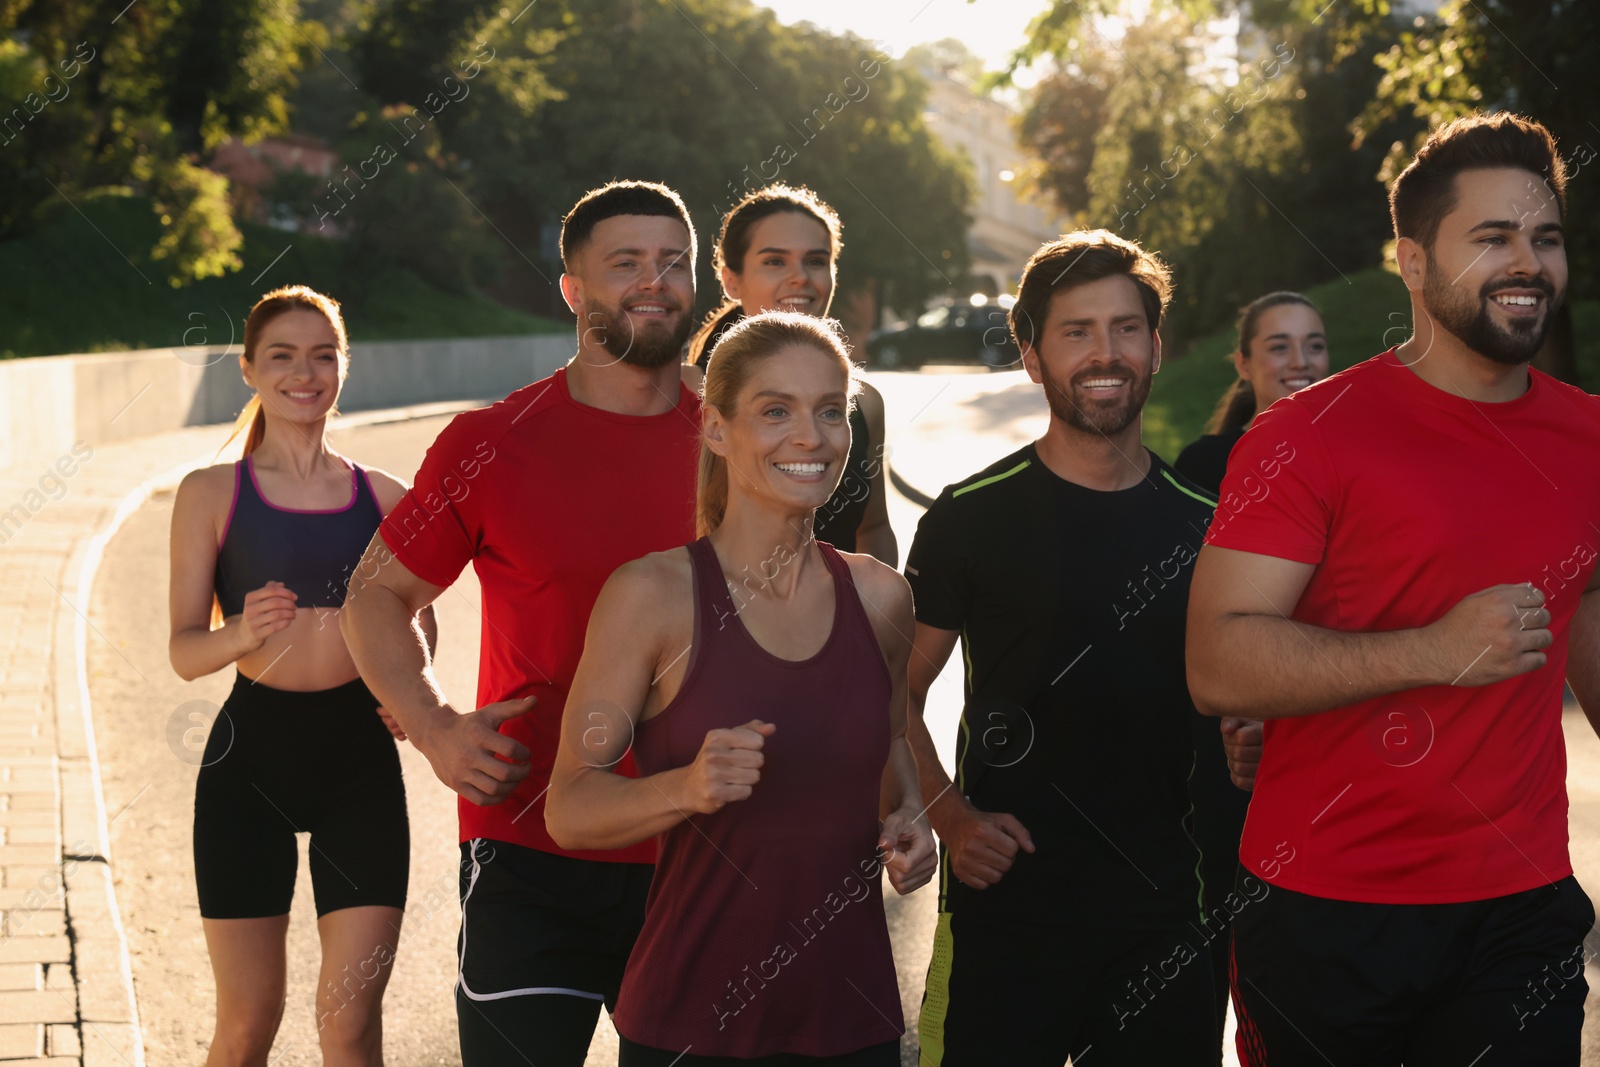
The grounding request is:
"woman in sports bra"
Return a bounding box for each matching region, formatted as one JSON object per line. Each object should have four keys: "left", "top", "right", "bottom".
{"left": 688, "top": 184, "right": 897, "bottom": 563}
{"left": 167, "top": 285, "right": 424, "bottom": 1066}
{"left": 547, "top": 311, "right": 936, "bottom": 1064}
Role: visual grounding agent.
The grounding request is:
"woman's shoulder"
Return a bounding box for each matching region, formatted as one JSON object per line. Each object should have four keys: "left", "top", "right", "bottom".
{"left": 604, "top": 547, "right": 696, "bottom": 613}
{"left": 357, "top": 464, "right": 411, "bottom": 513}
{"left": 175, "top": 461, "right": 238, "bottom": 505}
{"left": 838, "top": 548, "right": 909, "bottom": 608}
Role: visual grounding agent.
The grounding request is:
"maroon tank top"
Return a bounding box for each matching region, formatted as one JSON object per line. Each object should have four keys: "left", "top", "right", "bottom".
{"left": 613, "top": 537, "right": 904, "bottom": 1057}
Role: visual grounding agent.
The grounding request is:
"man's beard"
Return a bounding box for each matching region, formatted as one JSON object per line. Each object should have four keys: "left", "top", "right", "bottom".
{"left": 1423, "top": 254, "right": 1560, "bottom": 366}
{"left": 1038, "top": 358, "right": 1153, "bottom": 436}
{"left": 587, "top": 297, "right": 692, "bottom": 368}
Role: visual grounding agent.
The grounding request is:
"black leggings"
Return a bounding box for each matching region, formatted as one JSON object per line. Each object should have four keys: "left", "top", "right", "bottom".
{"left": 619, "top": 1036, "right": 900, "bottom": 1066}
{"left": 193, "top": 673, "right": 409, "bottom": 918}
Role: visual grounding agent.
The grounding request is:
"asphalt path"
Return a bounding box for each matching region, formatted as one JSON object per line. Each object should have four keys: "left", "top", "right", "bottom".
{"left": 86, "top": 366, "right": 1600, "bottom": 1064}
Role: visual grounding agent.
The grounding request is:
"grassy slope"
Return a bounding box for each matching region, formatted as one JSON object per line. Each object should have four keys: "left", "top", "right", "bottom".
{"left": 1144, "top": 267, "right": 1600, "bottom": 462}
{"left": 0, "top": 193, "right": 564, "bottom": 359}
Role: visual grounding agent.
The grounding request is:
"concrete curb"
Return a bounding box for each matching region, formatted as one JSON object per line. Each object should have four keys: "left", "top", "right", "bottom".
{"left": 40, "top": 398, "right": 487, "bottom": 1065}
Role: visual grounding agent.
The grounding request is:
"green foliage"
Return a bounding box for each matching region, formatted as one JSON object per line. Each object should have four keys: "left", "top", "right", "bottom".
{"left": 0, "top": 0, "right": 317, "bottom": 283}
{"left": 144, "top": 155, "right": 244, "bottom": 282}
{"left": 0, "top": 194, "right": 563, "bottom": 359}
{"left": 403, "top": 0, "right": 972, "bottom": 319}
{"left": 1014, "top": 0, "right": 1414, "bottom": 347}
{"left": 323, "top": 103, "right": 504, "bottom": 299}
{"left": 1355, "top": 0, "right": 1598, "bottom": 380}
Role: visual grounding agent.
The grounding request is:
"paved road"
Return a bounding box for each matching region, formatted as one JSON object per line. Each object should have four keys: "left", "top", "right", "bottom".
{"left": 86, "top": 367, "right": 1600, "bottom": 1064}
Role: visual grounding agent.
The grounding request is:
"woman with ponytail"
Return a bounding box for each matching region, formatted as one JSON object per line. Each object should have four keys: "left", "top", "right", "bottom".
{"left": 690, "top": 184, "right": 897, "bottom": 563}
{"left": 1174, "top": 289, "right": 1328, "bottom": 1065}
{"left": 1175, "top": 291, "right": 1329, "bottom": 495}
{"left": 168, "top": 285, "right": 423, "bottom": 1066}
{"left": 548, "top": 312, "right": 935, "bottom": 1064}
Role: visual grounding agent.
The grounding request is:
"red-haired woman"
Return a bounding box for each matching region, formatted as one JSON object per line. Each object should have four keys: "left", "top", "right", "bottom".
{"left": 549, "top": 311, "right": 935, "bottom": 1064}
{"left": 689, "top": 184, "right": 897, "bottom": 564}
{"left": 168, "top": 285, "right": 424, "bottom": 1066}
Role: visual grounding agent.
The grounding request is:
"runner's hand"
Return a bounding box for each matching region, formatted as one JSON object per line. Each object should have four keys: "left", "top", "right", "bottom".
{"left": 934, "top": 797, "right": 1034, "bottom": 890}
{"left": 682, "top": 720, "right": 775, "bottom": 814}
{"left": 238, "top": 581, "right": 297, "bottom": 652}
{"left": 1432, "top": 583, "right": 1552, "bottom": 686}
{"left": 1221, "top": 717, "right": 1263, "bottom": 791}
{"left": 376, "top": 706, "right": 407, "bottom": 742}
{"left": 879, "top": 808, "right": 937, "bottom": 895}
{"left": 416, "top": 697, "right": 535, "bottom": 806}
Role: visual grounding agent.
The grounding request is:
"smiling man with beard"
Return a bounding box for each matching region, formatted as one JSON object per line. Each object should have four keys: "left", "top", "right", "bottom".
{"left": 905, "top": 230, "right": 1221, "bottom": 1064}
{"left": 1189, "top": 114, "right": 1600, "bottom": 1066}
{"left": 342, "top": 181, "right": 705, "bottom": 1065}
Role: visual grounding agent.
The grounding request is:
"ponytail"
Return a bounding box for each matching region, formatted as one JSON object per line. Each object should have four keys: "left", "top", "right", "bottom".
{"left": 688, "top": 302, "right": 744, "bottom": 370}
{"left": 1205, "top": 378, "right": 1256, "bottom": 435}
{"left": 215, "top": 394, "right": 268, "bottom": 461}
{"left": 696, "top": 440, "right": 730, "bottom": 537}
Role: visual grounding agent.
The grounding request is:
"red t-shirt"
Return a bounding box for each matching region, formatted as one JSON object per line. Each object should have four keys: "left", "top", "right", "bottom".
{"left": 1207, "top": 348, "right": 1600, "bottom": 904}
{"left": 379, "top": 368, "right": 700, "bottom": 862}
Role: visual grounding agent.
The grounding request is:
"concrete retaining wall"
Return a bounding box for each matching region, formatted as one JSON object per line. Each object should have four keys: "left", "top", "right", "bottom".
{"left": 0, "top": 333, "right": 573, "bottom": 468}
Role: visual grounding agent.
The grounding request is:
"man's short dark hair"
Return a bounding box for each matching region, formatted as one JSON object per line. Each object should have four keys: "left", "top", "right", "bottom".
{"left": 560, "top": 180, "right": 696, "bottom": 272}
{"left": 1011, "top": 229, "right": 1173, "bottom": 351}
{"left": 1390, "top": 112, "right": 1566, "bottom": 252}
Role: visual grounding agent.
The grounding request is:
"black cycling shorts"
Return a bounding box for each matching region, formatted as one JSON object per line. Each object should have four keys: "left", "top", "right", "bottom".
{"left": 193, "top": 673, "right": 409, "bottom": 919}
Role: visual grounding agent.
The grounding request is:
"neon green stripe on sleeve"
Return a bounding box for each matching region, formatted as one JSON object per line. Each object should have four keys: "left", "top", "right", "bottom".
{"left": 951, "top": 459, "right": 1031, "bottom": 498}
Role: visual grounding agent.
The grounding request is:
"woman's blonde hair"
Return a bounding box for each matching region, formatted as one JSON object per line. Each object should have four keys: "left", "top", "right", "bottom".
{"left": 696, "top": 311, "right": 857, "bottom": 537}
{"left": 217, "top": 285, "right": 350, "bottom": 459}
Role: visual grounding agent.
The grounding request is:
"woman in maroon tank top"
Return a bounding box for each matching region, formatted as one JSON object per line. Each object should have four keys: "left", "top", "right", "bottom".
{"left": 547, "top": 311, "right": 936, "bottom": 1064}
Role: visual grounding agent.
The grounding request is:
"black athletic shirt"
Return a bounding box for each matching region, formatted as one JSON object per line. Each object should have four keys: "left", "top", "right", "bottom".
{"left": 1173, "top": 427, "right": 1244, "bottom": 497}
{"left": 906, "top": 443, "right": 1214, "bottom": 929}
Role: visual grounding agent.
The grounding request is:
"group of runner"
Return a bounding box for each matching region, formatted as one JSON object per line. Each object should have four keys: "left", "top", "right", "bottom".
{"left": 164, "top": 108, "right": 1595, "bottom": 1066}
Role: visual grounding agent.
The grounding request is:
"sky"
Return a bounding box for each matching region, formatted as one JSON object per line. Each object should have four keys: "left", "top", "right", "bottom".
{"left": 753, "top": 0, "right": 1045, "bottom": 74}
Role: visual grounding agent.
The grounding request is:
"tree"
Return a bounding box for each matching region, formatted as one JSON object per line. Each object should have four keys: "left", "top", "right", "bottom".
{"left": 352, "top": 0, "right": 972, "bottom": 323}
{"left": 1, "top": 0, "right": 316, "bottom": 282}
{"left": 1011, "top": 0, "right": 1411, "bottom": 346}
{"left": 1357, "top": 0, "right": 1599, "bottom": 381}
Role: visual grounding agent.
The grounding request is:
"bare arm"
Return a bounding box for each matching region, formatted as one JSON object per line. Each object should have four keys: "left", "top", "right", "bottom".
{"left": 1565, "top": 568, "right": 1600, "bottom": 741}
{"left": 167, "top": 468, "right": 296, "bottom": 681}
{"left": 1187, "top": 544, "right": 1552, "bottom": 718}
{"left": 340, "top": 534, "right": 532, "bottom": 805}
{"left": 853, "top": 561, "right": 934, "bottom": 894}
{"left": 905, "top": 623, "right": 961, "bottom": 816}
{"left": 904, "top": 621, "right": 1035, "bottom": 889}
{"left": 852, "top": 381, "right": 898, "bottom": 566}
{"left": 547, "top": 558, "right": 771, "bottom": 851}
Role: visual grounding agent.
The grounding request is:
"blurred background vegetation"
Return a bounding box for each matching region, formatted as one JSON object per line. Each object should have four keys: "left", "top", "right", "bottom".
{"left": 1, "top": 0, "right": 1594, "bottom": 448}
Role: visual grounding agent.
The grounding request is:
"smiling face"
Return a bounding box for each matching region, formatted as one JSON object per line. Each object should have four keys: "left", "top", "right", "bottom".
{"left": 707, "top": 343, "right": 851, "bottom": 515}
{"left": 1415, "top": 167, "right": 1567, "bottom": 366}
{"left": 1236, "top": 303, "right": 1328, "bottom": 412}
{"left": 566, "top": 214, "right": 696, "bottom": 367}
{"left": 241, "top": 308, "right": 345, "bottom": 425}
{"left": 723, "top": 211, "right": 836, "bottom": 318}
{"left": 1024, "top": 274, "right": 1160, "bottom": 437}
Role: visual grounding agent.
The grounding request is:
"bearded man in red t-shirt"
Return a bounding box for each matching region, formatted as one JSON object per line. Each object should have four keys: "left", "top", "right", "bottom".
{"left": 1188, "top": 113, "right": 1600, "bottom": 1066}
{"left": 341, "top": 181, "right": 704, "bottom": 1065}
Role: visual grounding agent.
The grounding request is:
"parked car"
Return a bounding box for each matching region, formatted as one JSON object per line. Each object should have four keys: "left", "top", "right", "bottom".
{"left": 865, "top": 303, "right": 1020, "bottom": 370}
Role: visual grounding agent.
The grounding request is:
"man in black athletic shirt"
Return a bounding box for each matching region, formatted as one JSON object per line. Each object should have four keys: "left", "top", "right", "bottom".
{"left": 908, "top": 230, "right": 1224, "bottom": 1065}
